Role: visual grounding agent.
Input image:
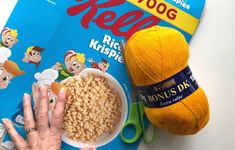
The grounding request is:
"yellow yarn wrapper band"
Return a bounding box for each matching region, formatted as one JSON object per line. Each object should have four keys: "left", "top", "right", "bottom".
{"left": 136, "top": 66, "right": 199, "bottom": 108}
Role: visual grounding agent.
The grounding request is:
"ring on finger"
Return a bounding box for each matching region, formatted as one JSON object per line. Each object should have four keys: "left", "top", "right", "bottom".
{"left": 25, "top": 127, "right": 37, "bottom": 134}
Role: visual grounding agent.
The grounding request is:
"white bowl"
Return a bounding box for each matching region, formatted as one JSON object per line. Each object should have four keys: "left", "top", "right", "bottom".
{"left": 61, "top": 68, "right": 128, "bottom": 148}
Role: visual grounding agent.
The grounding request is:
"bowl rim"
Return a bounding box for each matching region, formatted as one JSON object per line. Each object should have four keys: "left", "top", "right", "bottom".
{"left": 61, "top": 68, "right": 128, "bottom": 148}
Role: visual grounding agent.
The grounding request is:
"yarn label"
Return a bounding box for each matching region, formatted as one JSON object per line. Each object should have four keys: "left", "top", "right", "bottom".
{"left": 136, "top": 66, "right": 199, "bottom": 108}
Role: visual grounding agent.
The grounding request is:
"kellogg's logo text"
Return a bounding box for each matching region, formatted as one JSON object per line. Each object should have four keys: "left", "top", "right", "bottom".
{"left": 67, "top": 0, "right": 161, "bottom": 40}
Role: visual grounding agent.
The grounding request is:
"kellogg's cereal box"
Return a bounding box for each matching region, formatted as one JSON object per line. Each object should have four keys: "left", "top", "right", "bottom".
{"left": 0, "top": 0, "right": 205, "bottom": 149}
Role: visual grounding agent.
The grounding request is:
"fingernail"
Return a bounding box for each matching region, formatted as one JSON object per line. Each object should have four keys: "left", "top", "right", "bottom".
{"left": 2, "top": 118, "right": 8, "bottom": 124}
{"left": 24, "top": 93, "right": 30, "bottom": 98}
{"left": 23, "top": 93, "right": 31, "bottom": 105}
{"left": 59, "top": 87, "right": 66, "bottom": 97}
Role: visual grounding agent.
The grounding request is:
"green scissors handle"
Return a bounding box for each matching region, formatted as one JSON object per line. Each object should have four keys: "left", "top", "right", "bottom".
{"left": 120, "top": 103, "right": 143, "bottom": 144}
{"left": 120, "top": 102, "right": 156, "bottom": 144}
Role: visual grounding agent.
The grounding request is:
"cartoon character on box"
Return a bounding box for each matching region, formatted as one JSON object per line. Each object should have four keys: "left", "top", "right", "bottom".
{"left": 52, "top": 50, "right": 86, "bottom": 81}
{"left": 22, "top": 46, "right": 45, "bottom": 68}
{"left": 0, "top": 27, "right": 19, "bottom": 48}
{"left": 0, "top": 123, "right": 6, "bottom": 146}
{"left": 0, "top": 47, "right": 25, "bottom": 89}
{"left": 0, "top": 123, "right": 15, "bottom": 150}
{"left": 32, "top": 69, "right": 64, "bottom": 123}
{"left": 88, "top": 58, "right": 109, "bottom": 73}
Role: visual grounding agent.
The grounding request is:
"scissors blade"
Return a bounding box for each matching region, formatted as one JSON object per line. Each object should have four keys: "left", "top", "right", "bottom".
{"left": 120, "top": 40, "right": 138, "bottom": 104}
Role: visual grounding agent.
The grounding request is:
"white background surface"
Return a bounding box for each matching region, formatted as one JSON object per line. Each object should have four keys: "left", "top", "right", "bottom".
{"left": 0, "top": 0, "right": 235, "bottom": 150}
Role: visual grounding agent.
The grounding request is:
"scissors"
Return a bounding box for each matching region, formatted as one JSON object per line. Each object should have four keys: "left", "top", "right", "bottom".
{"left": 119, "top": 41, "right": 156, "bottom": 144}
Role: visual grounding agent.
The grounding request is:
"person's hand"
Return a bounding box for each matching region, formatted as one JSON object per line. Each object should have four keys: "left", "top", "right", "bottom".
{"left": 2, "top": 86, "right": 66, "bottom": 150}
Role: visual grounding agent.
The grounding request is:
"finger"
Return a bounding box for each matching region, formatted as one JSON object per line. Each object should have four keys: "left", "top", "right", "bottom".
{"left": 2, "top": 118, "right": 27, "bottom": 149}
{"left": 37, "top": 85, "right": 49, "bottom": 132}
{"left": 23, "top": 93, "right": 37, "bottom": 140}
{"left": 51, "top": 88, "right": 66, "bottom": 130}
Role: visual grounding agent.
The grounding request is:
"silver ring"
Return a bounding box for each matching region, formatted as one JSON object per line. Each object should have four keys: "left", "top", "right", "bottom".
{"left": 25, "top": 127, "right": 37, "bottom": 134}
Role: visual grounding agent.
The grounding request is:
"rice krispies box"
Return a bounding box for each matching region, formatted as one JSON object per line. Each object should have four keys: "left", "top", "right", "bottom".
{"left": 0, "top": 0, "right": 205, "bottom": 149}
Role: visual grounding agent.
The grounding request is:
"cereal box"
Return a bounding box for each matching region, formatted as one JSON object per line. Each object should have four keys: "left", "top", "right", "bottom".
{"left": 0, "top": 0, "right": 206, "bottom": 149}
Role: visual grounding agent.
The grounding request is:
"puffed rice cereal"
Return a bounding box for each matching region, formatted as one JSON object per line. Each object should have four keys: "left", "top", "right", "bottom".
{"left": 62, "top": 75, "right": 122, "bottom": 143}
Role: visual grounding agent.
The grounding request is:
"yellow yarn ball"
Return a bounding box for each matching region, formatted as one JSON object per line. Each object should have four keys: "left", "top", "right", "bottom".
{"left": 124, "top": 26, "right": 210, "bottom": 135}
